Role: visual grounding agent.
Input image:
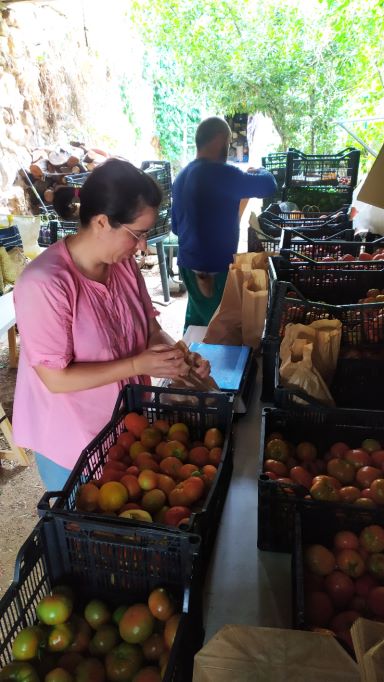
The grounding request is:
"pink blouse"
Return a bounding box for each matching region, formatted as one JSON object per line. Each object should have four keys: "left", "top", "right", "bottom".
{"left": 12, "top": 239, "right": 158, "bottom": 468}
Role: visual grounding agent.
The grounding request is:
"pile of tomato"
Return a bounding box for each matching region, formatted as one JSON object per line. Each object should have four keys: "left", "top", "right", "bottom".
{"left": 75, "top": 413, "right": 224, "bottom": 529}
{"left": 1, "top": 585, "right": 180, "bottom": 682}
{"left": 263, "top": 434, "right": 384, "bottom": 507}
{"left": 304, "top": 525, "right": 384, "bottom": 648}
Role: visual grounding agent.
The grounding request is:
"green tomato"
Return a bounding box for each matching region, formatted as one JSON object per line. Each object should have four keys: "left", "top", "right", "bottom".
{"left": 105, "top": 643, "right": 144, "bottom": 682}
{"left": 37, "top": 595, "right": 73, "bottom": 626}
{"left": 12, "top": 626, "right": 44, "bottom": 661}
{"left": 0, "top": 662, "right": 40, "bottom": 682}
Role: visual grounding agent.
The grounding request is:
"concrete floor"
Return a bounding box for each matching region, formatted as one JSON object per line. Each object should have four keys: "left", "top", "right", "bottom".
{"left": 203, "top": 365, "right": 291, "bottom": 642}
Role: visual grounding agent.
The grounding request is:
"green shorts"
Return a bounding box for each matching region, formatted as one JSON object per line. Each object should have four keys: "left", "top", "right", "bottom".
{"left": 179, "top": 267, "right": 227, "bottom": 331}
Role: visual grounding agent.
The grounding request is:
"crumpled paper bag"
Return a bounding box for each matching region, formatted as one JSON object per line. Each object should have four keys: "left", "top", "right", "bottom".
{"left": 193, "top": 625, "right": 360, "bottom": 682}
{"left": 162, "top": 340, "right": 220, "bottom": 406}
{"left": 280, "top": 319, "right": 342, "bottom": 385}
{"left": 279, "top": 340, "right": 335, "bottom": 406}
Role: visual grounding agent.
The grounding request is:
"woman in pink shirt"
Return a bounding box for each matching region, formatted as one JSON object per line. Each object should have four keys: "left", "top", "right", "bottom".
{"left": 13, "top": 158, "right": 197, "bottom": 490}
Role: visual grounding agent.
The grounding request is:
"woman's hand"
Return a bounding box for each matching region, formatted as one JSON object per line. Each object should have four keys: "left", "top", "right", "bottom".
{"left": 132, "top": 344, "right": 190, "bottom": 379}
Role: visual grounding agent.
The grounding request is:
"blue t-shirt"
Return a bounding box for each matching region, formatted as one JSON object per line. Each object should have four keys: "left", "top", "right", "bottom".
{"left": 172, "top": 159, "right": 277, "bottom": 271}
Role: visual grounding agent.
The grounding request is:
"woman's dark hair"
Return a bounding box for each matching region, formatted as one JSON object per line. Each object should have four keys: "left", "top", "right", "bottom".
{"left": 53, "top": 158, "right": 162, "bottom": 226}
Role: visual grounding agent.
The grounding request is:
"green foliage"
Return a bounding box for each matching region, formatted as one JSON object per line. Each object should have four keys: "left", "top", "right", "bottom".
{"left": 131, "top": 0, "right": 384, "bottom": 157}
{"left": 120, "top": 78, "right": 142, "bottom": 142}
{"left": 147, "top": 50, "right": 201, "bottom": 169}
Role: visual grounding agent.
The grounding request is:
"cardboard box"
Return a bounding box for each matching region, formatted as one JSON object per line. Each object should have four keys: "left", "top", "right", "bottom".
{"left": 193, "top": 625, "right": 360, "bottom": 681}
{"left": 351, "top": 618, "right": 384, "bottom": 682}
{"left": 357, "top": 143, "right": 384, "bottom": 210}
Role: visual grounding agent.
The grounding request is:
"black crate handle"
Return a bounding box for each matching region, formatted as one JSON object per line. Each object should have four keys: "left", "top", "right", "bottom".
{"left": 38, "top": 491, "right": 67, "bottom": 512}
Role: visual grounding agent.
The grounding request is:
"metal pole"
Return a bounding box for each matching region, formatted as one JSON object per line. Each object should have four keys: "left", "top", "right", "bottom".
{"left": 334, "top": 122, "right": 378, "bottom": 157}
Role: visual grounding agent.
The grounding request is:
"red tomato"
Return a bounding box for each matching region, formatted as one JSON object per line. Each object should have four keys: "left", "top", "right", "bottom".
{"left": 324, "top": 571, "right": 355, "bottom": 609}
{"left": 264, "top": 471, "right": 278, "bottom": 480}
{"left": 344, "top": 449, "right": 372, "bottom": 470}
{"left": 296, "top": 442, "right": 317, "bottom": 462}
{"left": 371, "top": 450, "right": 384, "bottom": 469}
{"left": 336, "top": 549, "right": 365, "bottom": 578}
{"left": 329, "top": 442, "right": 349, "bottom": 459}
{"left": 355, "top": 466, "right": 382, "bottom": 489}
{"left": 361, "top": 488, "right": 374, "bottom": 499}
{"left": 355, "top": 497, "right": 376, "bottom": 508}
{"left": 349, "top": 595, "right": 367, "bottom": 614}
{"left": 359, "top": 525, "right": 384, "bottom": 553}
{"left": 334, "top": 531, "right": 359, "bottom": 552}
{"left": 305, "top": 545, "right": 336, "bottom": 576}
{"left": 327, "top": 459, "right": 355, "bottom": 485}
{"left": 263, "top": 459, "right": 288, "bottom": 477}
{"left": 355, "top": 573, "right": 379, "bottom": 597}
{"left": 310, "top": 478, "right": 340, "bottom": 503}
{"left": 312, "top": 475, "right": 341, "bottom": 490}
{"left": 329, "top": 610, "right": 359, "bottom": 633}
{"left": 338, "top": 486, "right": 361, "bottom": 503}
{"left": 370, "top": 478, "right": 384, "bottom": 505}
{"left": 367, "top": 586, "right": 384, "bottom": 617}
{"left": 305, "top": 591, "right": 334, "bottom": 627}
{"left": 289, "top": 466, "right": 313, "bottom": 489}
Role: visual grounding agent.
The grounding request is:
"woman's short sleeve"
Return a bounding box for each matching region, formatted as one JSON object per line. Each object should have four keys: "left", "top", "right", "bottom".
{"left": 14, "top": 276, "right": 74, "bottom": 369}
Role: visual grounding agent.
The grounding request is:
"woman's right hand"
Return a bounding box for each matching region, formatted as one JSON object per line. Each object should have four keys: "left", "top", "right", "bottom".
{"left": 131, "top": 344, "right": 189, "bottom": 379}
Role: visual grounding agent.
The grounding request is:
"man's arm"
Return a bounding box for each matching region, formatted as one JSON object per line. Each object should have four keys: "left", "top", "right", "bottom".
{"left": 219, "top": 164, "right": 277, "bottom": 200}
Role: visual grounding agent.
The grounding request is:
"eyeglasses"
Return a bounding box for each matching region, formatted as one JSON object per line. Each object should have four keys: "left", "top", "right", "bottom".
{"left": 121, "top": 225, "right": 150, "bottom": 242}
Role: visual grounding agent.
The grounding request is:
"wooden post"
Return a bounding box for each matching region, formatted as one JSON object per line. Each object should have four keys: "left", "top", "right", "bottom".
{"left": 7, "top": 325, "right": 18, "bottom": 369}
{"left": 0, "top": 404, "right": 30, "bottom": 466}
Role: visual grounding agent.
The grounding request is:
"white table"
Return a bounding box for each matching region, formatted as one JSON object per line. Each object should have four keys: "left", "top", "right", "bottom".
{"left": 0, "top": 291, "right": 29, "bottom": 465}
{"left": 0, "top": 291, "right": 17, "bottom": 368}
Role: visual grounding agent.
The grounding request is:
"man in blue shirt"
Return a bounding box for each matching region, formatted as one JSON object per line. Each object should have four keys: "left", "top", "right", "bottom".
{"left": 172, "top": 116, "right": 277, "bottom": 330}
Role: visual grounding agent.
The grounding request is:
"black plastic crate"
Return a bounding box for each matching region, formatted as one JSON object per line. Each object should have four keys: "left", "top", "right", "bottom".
{"left": 258, "top": 207, "right": 351, "bottom": 240}
{"left": 262, "top": 281, "right": 384, "bottom": 406}
{"left": 269, "top": 254, "right": 384, "bottom": 305}
{"left": 258, "top": 406, "right": 384, "bottom": 552}
{"left": 0, "top": 516, "right": 202, "bottom": 681}
{"left": 38, "top": 384, "right": 234, "bottom": 570}
{"left": 285, "top": 147, "right": 360, "bottom": 191}
{"left": 261, "top": 151, "right": 288, "bottom": 208}
{"left": 265, "top": 280, "right": 384, "bottom": 343}
{"left": 142, "top": 161, "right": 172, "bottom": 240}
{"left": 293, "top": 505, "right": 384, "bottom": 631}
{"left": 38, "top": 218, "right": 79, "bottom": 247}
{"left": 64, "top": 172, "right": 90, "bottom": 187}
{"left": 247, "top": 225, "right": 358, "bottom": 257}
{"left": 279, "top": 229, "right": 367, "bottom": 260}
{"left": 261, "top": 336, "right": 280, "bottom": 402}
{"left": 284, "top": 185, "right": 354, "bottom": 212}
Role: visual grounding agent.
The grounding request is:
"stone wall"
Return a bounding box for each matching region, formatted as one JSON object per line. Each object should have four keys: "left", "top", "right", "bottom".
{"left": 0, "top": 0, "right": 155, "bottom": 213}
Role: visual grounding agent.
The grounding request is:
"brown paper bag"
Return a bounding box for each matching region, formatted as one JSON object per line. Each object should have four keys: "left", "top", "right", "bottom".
{"left": 280, "top": 319, "right": 342, "bottom": 385}
{"left": 203, "top": 264, "right": 247, "bottom": 345}
{"left": 234, "top": 251, "right": 270, "bottom": 270}
{"left": 204, "top": 254, "right": 269, "bottom": 346}
{"left": 193, "top": 625, "right": 360, "bottom": 682}
{"left": 162, "top": 341, "right": 220, "bottom": 406}
{"left": 242, "top": 270, "right": 268, "bottom": 348}
{"left": 280, "top": 340, "right": 335, "bottom": 406}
